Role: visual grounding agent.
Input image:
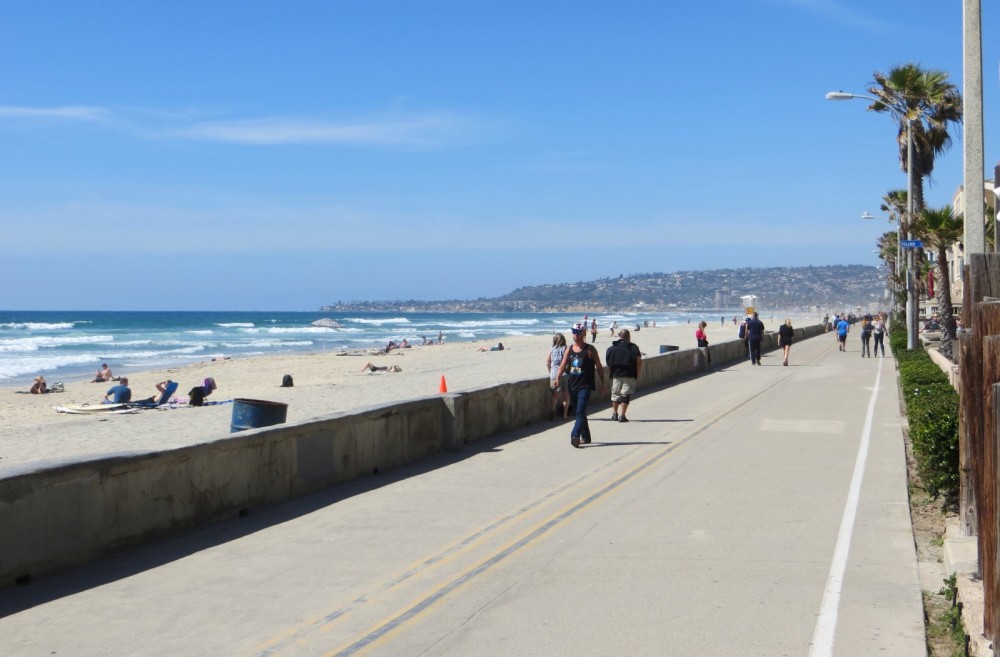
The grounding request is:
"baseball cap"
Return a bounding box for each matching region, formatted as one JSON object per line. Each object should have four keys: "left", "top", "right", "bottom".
{"left": 571, "top": 322, "right": 586, "bottom": 334}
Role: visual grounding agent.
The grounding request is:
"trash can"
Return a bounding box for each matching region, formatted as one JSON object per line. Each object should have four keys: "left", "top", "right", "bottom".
{"left": 659, "top": 345, "right": 679, "bottom": 354}
{"left": 230, "top": 398, "right": 288, "bottom": 433}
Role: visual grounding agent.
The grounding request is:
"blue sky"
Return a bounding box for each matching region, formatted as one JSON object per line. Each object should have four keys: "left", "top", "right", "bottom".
{"left": 1, "top": 0, "right": 994, "bottom": 310}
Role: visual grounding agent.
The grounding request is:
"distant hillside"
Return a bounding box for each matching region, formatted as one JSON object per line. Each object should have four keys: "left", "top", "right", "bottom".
{"left": 322, "top": 265, "right": 883, "bottom": 313}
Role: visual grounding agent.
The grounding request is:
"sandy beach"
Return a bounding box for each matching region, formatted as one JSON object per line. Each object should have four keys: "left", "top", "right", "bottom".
{"left": 0, "top": 315, "right": 817, "bottom": 473}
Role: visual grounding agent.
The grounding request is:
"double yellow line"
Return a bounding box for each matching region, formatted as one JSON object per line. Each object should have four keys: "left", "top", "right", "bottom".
{"left": 257, "top": 345, "right": 825, "bottom": 656}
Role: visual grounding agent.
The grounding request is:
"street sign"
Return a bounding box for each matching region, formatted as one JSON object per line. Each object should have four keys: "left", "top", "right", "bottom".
{"left": 900, "top": 239, "right": 923, "bottom": 248}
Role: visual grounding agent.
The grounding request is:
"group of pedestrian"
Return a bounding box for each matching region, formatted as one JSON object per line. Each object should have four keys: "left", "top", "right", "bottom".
{"left": 547, "top": 322, "right": 642, "bottom": 448}
{"left": 727, "top": 313, "right": 797, "bottom": 366}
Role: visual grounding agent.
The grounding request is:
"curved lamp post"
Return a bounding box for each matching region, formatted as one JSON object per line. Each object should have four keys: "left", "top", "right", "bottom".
{"left": 827, "top": 91, "right": 918, "bottom": 350}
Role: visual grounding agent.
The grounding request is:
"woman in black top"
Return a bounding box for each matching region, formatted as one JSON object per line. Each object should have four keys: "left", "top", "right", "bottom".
{"left": 554, "top": 323, "right": 606, "bottom": 448}
{"left": 778, "top": 318, "right": 794, "bottom": 366}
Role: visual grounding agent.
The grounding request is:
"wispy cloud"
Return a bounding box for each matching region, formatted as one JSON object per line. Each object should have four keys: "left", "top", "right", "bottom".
{"left": 765, "top": 0, "right": 886, "bottom": 32}
{"left": 0, "top": 104, "right": 490, "bottom": 149}
{"left": 174, "top": 112, "right": 478, "bottom": 148}
{"left": 0, "top": 105, "right": 109, "bottom": 122}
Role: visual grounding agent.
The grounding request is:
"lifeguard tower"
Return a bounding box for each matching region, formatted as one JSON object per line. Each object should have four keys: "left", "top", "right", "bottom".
{"left": 740, "top": 295, "right": 758, "bottom": 316}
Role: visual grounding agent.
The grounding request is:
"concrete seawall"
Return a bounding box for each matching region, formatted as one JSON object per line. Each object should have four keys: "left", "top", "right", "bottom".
{"left": 0, "top": 324, "right": 824, "bottom": 588}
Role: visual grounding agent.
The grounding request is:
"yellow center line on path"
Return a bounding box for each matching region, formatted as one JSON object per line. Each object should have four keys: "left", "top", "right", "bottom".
{"left": 315, "top": 376, "right": 805, "bottom": 657}
{"left": 255, "top": 431, "right": 669, "bottom": 656}
{"left": 260, "top": 337, "right": 835, "bottom": 656}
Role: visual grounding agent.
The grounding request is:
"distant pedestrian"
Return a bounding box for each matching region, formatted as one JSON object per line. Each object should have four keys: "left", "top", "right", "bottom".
{"left": 605, "top": 329, "right": 642, "bottom": 422}
{"left": 695, "top": 321, "right": 711, "bottom": 367}
{"left": 546, "top": 333, "right": 570, "bottom": 420}
{"left": 609, "top": 320, "right": 618, "bottom": 338}
{"left": 777, "top": 318, "right": 793, "bottom": 366}
{"left": 872, "top": 314, "right": 886, "bottom": 356}
{"left": 746, "top": 312, "right": 765, "bottom": 365}
{"left": 590, "top": 318, "right": 598, "bottom": 343}
{"left": 721, "top": 316, "right": 725, "bottom": 326}
{"left": 860, "top": 315, "right": 874, "bottom": 358}
{"left": 836, "top": 315, "right": 850, "bottom": 351}
{"left": 554, "top": 323, "right": 606, "bottom": 447}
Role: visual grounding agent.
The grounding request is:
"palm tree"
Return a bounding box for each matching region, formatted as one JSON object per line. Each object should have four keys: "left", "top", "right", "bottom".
{"left": 910, "top": 205, "right": 963, "bottom": 359}
{"left": 867, "top": 63, "right": 962, "bottom": 216}
{"left": 879, "top": 190, "right": 909, "bottom": 312}
{"left": 875, "top": 230, "right": 901, "bottom": 306}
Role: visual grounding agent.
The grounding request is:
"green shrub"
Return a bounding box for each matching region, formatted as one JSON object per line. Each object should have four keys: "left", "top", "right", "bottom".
{"left": 907, "top": 389, "right": 960, "bottom": 502}
{"left": 899, "top": 359, "right": 950, "bottom": 393}
{"left": 891, "top": 325, "right": 960, "bottom": 505}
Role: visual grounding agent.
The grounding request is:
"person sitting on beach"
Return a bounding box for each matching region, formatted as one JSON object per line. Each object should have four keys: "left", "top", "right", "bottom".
{"left": 385, "top": 340, "right": 398, "bottom": 353}
{"left": 399, "top": 339, "right": 410, "bottom": 349}
{"left": 30, "top": 376, "right": 48, "bottom": 394}
{"left": 104, "top": 378, "right": 131, "bottom": 404}
{"left": 93, "top": 363, "right": 114, "bottom": 382}
{"left": 477, "top": 342, "right": 505, "bottom": 352}
{"left": 361, "top": 362, "right": 402, "bottom": 373}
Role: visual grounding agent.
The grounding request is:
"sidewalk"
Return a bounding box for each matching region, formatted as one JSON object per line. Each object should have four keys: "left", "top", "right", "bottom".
{"left": 0, "top": 333, "right": 926, "bottom": 656}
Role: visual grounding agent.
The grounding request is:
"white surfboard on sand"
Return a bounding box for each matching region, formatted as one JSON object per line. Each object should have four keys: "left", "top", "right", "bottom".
{"left": 54, "top": 404, "right": 137, "bottom": 415}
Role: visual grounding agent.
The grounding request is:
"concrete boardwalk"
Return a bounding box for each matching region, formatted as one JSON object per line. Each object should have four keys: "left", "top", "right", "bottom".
{"left": 0, "top": 332, "right": 924, "bottom": 657}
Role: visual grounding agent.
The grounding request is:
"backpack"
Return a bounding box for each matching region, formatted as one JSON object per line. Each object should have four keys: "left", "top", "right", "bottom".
{"left": 188, "top": 386, "right": 206, "bottom": 407}
{"left": 738, "top": 323, "right": 747, "bottom": 340}
{"left": 281, "top": 374, "right": 294, "bottom": 387}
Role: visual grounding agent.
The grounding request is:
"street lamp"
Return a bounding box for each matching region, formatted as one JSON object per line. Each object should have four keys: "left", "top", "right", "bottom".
{"left": 827, "top": 91, "right": 918, "bottom": 350}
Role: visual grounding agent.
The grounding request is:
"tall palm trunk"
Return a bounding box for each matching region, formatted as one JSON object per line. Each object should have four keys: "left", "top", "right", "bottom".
{"left": 935, "top": 244, "right": 956, "bottom": 360}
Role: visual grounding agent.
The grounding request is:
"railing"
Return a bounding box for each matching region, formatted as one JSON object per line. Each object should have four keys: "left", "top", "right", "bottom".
{"left": 957, "top": 253, "right": 1000, "bottom": 642}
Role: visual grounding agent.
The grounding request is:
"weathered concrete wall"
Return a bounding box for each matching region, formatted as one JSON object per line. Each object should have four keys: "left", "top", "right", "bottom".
{"left": 0, "top": 325, "right": 824, "bottom": 587}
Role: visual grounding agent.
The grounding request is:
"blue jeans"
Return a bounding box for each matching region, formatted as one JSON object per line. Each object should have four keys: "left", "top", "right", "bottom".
{"left": 571, "top": 387, "right": 592, "bottom": 441}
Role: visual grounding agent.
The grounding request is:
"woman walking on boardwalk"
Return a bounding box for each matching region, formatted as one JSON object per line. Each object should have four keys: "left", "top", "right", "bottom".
{"left": 554, "top": 323, "right": 606, "bottom": 448}
{"left": 778, "top": 318, "right": 794, "bottom": 366}
{"left": 546, "top": 333, "right": 570, "bottom": 420}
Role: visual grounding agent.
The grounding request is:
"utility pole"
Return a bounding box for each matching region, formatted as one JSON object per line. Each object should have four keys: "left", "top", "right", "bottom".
{"left": 964, "top": 0, "right": 985, "bottom": 254}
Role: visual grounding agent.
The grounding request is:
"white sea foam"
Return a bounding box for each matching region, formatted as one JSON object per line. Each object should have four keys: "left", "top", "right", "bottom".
{"left": 0, "top": 353, "right": 100, "bottom": 380}
{"left": 221, "top": 340, "right": 313, "bottom": 349}
{"left": 437, "top": 319, "right": 541, "bottom": 329}
{"left": 343, "top": 317, "right": 412, "bottom": 325}
{"left": 186, "top": 330, "right": 215, "bottom": 335}
{"left": 0, "top": 322, "right": 79, "bottom": 330}
{"left": 216, "top": 323, "right": 255, "bottom": 328}
{"left": 0, "top": 335, "right": 113, "bottom": 352}
{"left": 261, "top": 327, "right": 341, "bottom": 335}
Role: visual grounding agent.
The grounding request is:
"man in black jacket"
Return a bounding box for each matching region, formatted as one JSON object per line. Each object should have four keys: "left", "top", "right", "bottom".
{"left": 746, "top": 312, "right": 766, "bottom": 365}
{"left": 605, "top": 329, "right": 642, "bottom": 422}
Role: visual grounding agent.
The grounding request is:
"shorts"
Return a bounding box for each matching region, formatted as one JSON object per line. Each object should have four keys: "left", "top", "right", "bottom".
{"left": 611, "top": 377, "right": 636, "bottom": 402}
{"left": 550, "top": 374, "right": 568, "bottom": 392}
{"left": 838, "top": 333, "right": 847, "bottom": 343}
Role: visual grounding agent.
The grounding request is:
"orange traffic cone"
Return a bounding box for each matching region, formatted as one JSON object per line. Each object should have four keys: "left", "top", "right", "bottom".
{"left": 439, "top": 375, "right": 448, "bottom": 393}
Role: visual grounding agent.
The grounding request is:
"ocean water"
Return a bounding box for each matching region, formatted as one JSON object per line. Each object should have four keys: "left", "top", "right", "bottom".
{"left": 0, "top": 310, "right": 708, "bottom": 386}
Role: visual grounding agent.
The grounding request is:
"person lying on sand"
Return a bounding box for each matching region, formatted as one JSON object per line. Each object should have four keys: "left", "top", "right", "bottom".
{"left": 476, "top": 342, "right": 505, "bottom": 352}
{"left": 361, "top": 363, "right": 402, "bottom": 373}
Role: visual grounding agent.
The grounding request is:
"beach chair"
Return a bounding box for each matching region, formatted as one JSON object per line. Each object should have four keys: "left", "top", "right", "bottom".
{"left": 127, "top": 380, "right": 179, "bottom": 408}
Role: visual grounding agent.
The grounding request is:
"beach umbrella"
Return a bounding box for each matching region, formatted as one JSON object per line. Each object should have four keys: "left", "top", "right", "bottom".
{"left": 312, "top": 318, "right": 342, "bottom": 351}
